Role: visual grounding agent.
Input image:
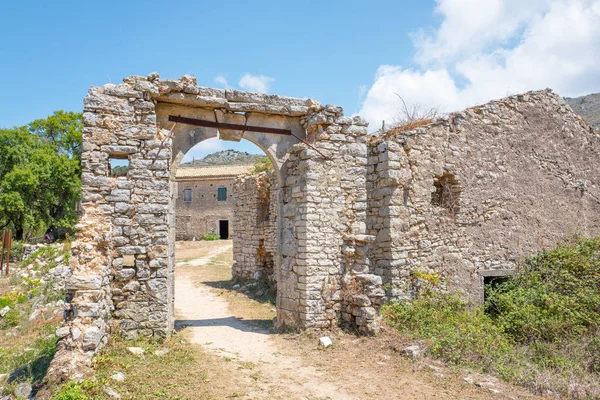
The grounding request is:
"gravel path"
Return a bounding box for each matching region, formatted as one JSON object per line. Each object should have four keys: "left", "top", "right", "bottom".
{"left": 174, "top": 243, "right": 355, "bottom": 399}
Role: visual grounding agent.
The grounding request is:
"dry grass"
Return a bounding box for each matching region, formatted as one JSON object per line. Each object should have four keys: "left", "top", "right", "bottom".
{"left": 386, "top": 118, "right": 433, "bottom": 136}
{"left": 175, "top": 240, "right": 231, "bottom": 262}
{"left": 51, "top": 335, "right": 253, "bottom": 399}
{"left": 273, "top": 329, "right": 541, "bottom": 400}
{"left": 0, "top": 273, "right": 63, "bottom": 398}
{"left": 52, "top": 242, "right": 547, "bottom": 400}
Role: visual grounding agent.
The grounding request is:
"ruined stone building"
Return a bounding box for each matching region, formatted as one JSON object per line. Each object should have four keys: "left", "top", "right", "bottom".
{"left": 174, "top": 164, "right": 252, "bottom": 240}
{"left": 51, "top": 73, "right": 600, "bottom": 380}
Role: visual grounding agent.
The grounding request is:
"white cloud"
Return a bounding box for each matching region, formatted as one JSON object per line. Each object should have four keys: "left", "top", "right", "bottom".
{"left": 238, "top": 74, "right": 275, "bottom": 93}
{"left": 360, "top": 0, "right": 600, "bottom": 130}
{"left": 214, "top": 75, "right": 230, "bottom": 88}
{"left": 360, "top": 67, "right": 464, "bottom": 129}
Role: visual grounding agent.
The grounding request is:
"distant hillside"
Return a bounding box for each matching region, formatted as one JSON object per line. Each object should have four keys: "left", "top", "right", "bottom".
{"left": 180, "top": 150, "right": 264, "bottom": 167}
{"left": 565, "top": 93, "right": 600, "bottom": 131}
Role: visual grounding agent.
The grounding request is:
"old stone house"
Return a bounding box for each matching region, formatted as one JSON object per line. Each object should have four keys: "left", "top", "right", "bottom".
{"left": 174, "top": 164, "right": 252, "bottom": 240}
{"left": 51, "top": 73, "right": 600, "bottom": 382}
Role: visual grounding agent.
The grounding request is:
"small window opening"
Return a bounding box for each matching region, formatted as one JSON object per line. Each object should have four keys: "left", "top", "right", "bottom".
{"left": 183, "top": 188, "right": 192, "bottom": 202}
{"left": 484, "top": 275, "right": 510, "bottom": 315}
{"left": 109, "top": 156, "right": 129, "bottom": 177}
{"left": 217, "top": 187, "right": 227, "bottom": 201}
{"left": 431, "top": 173, "right": 461, "bottom": 216}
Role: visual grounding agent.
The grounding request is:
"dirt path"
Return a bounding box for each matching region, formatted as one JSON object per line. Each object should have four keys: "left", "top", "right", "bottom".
{"left": 175, "top": 243, "right": 355, "bottom": 399}
{"left": 175, "top": 241, "right": 233, "bottom": 267}
{"left": 174, "top": 241, "right": 539, "bottom": 400}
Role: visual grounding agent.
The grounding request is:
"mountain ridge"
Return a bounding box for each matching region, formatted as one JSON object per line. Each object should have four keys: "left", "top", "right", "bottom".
{"left": 180, "top": 150, "right": 264, "bottom": 168}
{"left": 565, "top": 93, "right": 600, "bottom": 131}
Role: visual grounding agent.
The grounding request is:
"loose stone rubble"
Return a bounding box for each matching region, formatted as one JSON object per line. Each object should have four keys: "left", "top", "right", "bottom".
{"left": 52, "top": 73, "right": 600, "bottom": 381}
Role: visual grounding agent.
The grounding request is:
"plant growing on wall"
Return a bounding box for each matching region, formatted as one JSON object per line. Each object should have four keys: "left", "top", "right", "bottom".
{"left": 250, "top": 156, "right": 273, "bottom": 174}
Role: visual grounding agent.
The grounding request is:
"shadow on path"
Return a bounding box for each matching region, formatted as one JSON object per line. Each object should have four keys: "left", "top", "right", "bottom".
{"left": 175, "top": 316, "right": 272, "bottom": 335}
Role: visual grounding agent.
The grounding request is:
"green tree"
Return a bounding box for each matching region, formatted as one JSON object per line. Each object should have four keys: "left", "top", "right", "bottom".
{"left": 0, "top": 111, "right": 82, "bottom": 240}
{"left": 251, "top": 156, "right": 273, "bottom": 174}
{"left": 28, "top": 110, "right": 83, "bottom": 161}
{"left": 0, "top": 126, "right": 35, "bottom": 181}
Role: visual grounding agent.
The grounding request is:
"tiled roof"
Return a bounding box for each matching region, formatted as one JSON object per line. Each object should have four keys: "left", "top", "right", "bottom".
{"left": 175, "top": 165, "right": 253, "bottom": 179}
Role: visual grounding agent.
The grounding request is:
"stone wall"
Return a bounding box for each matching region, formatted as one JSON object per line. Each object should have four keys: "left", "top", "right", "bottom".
{"left": 231, "top": 171, "right": 278, "bottom": 281}
{"left": 367, "top": 90, "right": 600, "bottom": 303}
{"left": 54, "top": 73, "right": 317, "bottom": 381}
{"left": 232, "top": 88, "right": 600, "bottom": 334}
{"left": 232, "top": 104, "right": 381, "bottom": 333}
{"left": 57, "top": 72, "right": 600, "bottom": 381}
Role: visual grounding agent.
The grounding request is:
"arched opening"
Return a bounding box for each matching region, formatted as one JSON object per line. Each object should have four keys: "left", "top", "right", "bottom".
{"left": 152, "top": 98, "right": 305, "bottom": 335}
{"left": 170, "top": 133, "right": 283, "bottom": 334}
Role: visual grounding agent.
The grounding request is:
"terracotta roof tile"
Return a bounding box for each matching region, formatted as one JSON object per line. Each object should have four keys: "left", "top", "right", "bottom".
{"left": 175, "top": 165, "right": 253, "bottom": 179}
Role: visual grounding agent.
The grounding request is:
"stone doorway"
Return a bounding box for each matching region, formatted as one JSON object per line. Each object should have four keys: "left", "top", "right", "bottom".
{"left": 64, "top": 72, "right": 372, "bottom": 364}
{"left": 218, "top": 220, "right": 229, "bottom": 240}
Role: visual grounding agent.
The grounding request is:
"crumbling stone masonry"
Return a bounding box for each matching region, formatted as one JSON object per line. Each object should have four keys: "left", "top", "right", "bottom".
{"left": 232, "top": 89, "right": 600, "bottom": 331}
{"left": 52, "top": 72, "right": 600, "bottom": 381}
{"left": 232, "top": 171, "right": 279, "bottom": 282}
{"left": 366, "top": 90, "right": 600, "bottom": 304}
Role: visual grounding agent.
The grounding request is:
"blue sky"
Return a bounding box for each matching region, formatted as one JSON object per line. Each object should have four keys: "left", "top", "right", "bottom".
{"left": 0, "top": 0, "right": 434, "bottom": 160}
{"left": 2, "top": 1, "right": 599, "bottom": 161}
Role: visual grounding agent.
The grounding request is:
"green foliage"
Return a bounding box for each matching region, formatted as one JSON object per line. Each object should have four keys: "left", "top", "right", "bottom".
{"left": 0, "top": 309, "right": 21, "bottom": 327}
{"left": 111, "top": 165, "right": 129, "bottom": 177}
{"left": 0, "top": 111, "right": 82, "bottom": 240}
{"left": 383, "top": 292, "right": 512, "bottom": 371}
{"left": 9, "top": 240, "right": 25, "bottom": 261}
{"left": 28, "top": 111, "right": 83, "bottom": 161}
{"left": 0, "top": 333, "right": 58, "bottom": 384}
{"left": 51, "top": 381, "right": 94, "bottom": 400}
{"left": 383, "top": 236, "right": 600, "bottom": 398}
{"left": 488, "top": 236, "right": 600, "bottom": 342}
{"left": 251, "top": 156, "right": 273, "bottom": 174}
{"left": 203, "top": 233, "right": 221, "bottom": 241}
{"left": 22, "top": 246, "right": 58, "bottom": 267}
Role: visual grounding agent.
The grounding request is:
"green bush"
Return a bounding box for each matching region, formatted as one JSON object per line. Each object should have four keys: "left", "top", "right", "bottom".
{"left": 9, "top": 240, "right": 25, "bottom": 262}
{"left": 488, "top": 236, "right": 600, "bottom": 343}
{"left": 383, "top": 236, "right": 600, "bottom": 398}
{"left": 383, "top": 292, "right": 512, "bottom": 371}
{"left": 203, "top": 233, "right": 220, "bottom": 241}
{"left": 251, "top": 156, "right": 273, "bottom": 174}
{"left": 52, "top": 380, "right": 98, "bottom": 400}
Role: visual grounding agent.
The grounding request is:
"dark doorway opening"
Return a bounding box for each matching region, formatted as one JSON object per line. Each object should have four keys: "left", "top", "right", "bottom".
{"left": 484, "top": 275, "right": 510, "bottom": 315}
{"left": 219, "top": 220, "right": 229, "bottom": 240}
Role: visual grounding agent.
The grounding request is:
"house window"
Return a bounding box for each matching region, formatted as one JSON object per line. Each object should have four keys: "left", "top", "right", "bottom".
{"left": 184, "top": 188, "right": 192, "bottom": 202}
{"left": 217, "top": 187, "right": 227, "bottom": 201}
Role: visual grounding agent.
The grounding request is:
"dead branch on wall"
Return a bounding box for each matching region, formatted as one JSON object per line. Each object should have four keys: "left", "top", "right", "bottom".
{"left": 383, "top": 94, "right": 440, "bottom": 137}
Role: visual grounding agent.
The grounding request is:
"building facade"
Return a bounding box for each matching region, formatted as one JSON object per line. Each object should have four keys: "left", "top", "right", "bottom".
{"left": 175, "top": 165, "right": 252, "bottom": 240}
{"left": 52, "top": 74, "right": 600, "bottom": 383}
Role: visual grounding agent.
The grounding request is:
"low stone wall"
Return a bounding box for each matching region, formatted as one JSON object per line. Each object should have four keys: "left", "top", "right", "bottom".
{"left": 232, "top": 171, "right": 278, "bottom": 281}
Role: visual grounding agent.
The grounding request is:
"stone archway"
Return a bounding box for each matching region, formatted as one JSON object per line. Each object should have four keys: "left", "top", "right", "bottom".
{"left": 58, "top": 73, "right": 374, "bottom": 375}
{"left": 153, "top": 87, "right": 308, "bottom": 333}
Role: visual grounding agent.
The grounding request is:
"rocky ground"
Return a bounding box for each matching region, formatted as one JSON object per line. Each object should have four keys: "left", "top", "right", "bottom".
{"left": 2, "top": 241, "right": 544, "bottom": 399}
{"left": 0, "top": 244, "right": 71, "bottom": 399}
{"left": 170, "top": 241, "right": 540, "bottom": 400}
